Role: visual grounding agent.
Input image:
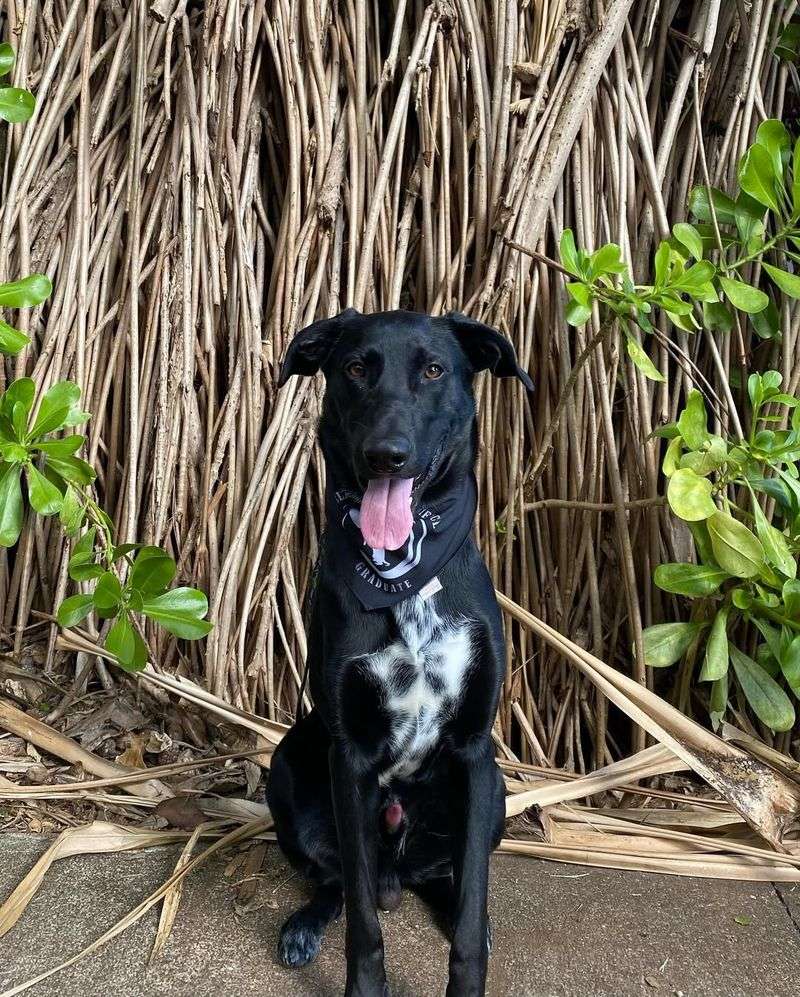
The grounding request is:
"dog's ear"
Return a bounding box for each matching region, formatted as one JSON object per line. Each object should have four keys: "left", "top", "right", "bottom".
{"left": 277, "top": 308, "right": 360, "bottom": 387}
{"left": 442, "top": 312, "right": 534, "bottom": 392}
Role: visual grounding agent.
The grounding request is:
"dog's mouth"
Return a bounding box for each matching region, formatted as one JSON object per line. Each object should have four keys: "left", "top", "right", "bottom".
{"left": 358, "top": 440, "right": 446, "bottom": 552}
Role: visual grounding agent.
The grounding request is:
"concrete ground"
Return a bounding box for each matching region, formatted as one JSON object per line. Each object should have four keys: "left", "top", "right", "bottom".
{"left": 1, "top": 834, "right": 799, "bottom": 996}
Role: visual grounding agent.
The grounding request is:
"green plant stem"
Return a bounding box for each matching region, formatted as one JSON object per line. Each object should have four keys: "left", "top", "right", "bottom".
{"left": 754, "top": 606, "right": 800, "bottom": 634}
{"left": 83, "top": 495, "right": 115, "bottom": 566}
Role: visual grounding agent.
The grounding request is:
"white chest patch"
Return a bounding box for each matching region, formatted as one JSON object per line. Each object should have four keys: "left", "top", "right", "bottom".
{"left": 362, "top": 595, "right": 473, "bottom": 784}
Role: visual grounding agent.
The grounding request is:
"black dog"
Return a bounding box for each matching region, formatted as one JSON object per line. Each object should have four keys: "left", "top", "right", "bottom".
{"left": 268, "top": 309, "right": 533, "bottom": 997}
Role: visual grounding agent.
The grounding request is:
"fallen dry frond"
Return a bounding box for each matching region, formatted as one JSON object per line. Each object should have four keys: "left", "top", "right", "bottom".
{"left": 498, "top": 593, "right": 800, "bottom": 849}
{"left": 0, "top": 818, "right": 270, "bottom": 997}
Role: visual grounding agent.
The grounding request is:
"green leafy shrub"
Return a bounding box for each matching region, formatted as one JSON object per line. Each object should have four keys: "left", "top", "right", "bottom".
{"left": 0, "top": 377, "right": 212, "bottom": 672}
{"left": 647, "top": 377, "right": 799, "bottom": 732}
{"left": 0, "top": 44, "right": 210, "bottom": 673}
{"left": 0, "top": 48, "right": 49, "bottom": 354}
{"left": 561, "top": 118, "right": 800, "bottom": 732}
{"left": 560, "top": 118, "right": 800, "bottom": 377}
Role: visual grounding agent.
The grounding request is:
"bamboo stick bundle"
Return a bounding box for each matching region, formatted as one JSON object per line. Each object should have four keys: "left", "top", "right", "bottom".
{"left": 0, "top": 1, "right": 797, "bottom": 769}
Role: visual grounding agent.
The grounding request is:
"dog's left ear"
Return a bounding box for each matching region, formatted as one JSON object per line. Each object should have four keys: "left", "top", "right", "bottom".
{"left": 442, "top": 312, "right": 534, "bottom": 392}
{"left": 277, "top": 308, "right": 360, "bottom": 387}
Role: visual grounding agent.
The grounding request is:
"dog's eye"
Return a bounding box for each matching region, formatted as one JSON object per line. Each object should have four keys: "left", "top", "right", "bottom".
{"left": 345, "top": 361, "right": 366, "bottom": 379}
{"left": 424, "top": 363, "right": 444, "bottom": 380}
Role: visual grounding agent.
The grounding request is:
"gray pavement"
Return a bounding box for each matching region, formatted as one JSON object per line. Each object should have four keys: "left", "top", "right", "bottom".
{"left": 1, "top": 833, "right": 799, "bottom": 996}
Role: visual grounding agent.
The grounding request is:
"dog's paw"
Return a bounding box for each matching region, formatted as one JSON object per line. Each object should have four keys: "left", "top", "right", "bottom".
{"left": 278, "top": 911, "right": 323, "bottom": 968}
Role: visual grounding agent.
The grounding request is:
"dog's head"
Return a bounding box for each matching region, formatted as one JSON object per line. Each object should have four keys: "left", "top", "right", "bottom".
{"left": 278, "top": 309, "right": 532, "bottom": 548}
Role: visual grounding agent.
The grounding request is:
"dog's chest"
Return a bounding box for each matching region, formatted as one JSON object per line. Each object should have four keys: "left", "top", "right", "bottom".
{"left": 364, "top": 596, "right": 473, "bottom": 782}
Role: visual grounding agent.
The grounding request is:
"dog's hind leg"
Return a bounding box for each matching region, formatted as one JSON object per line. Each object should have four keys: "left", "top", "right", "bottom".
{"left": 278, "top": 881, "right": 343, "bottom": 967}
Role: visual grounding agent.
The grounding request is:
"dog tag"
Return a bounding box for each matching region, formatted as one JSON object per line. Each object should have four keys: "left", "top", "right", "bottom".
{"left": 419, "top": 576, "right": 442, "bottom": 601}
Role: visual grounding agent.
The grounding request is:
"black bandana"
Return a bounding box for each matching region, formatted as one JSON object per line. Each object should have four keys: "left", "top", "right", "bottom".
{"left": 324, "top": 473, "right": 477, "bottom": 610}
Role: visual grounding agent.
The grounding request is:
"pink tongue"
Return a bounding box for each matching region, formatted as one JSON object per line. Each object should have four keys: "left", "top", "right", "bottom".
{"left": 360, "top": 477, "right": 414, "bottom": 550}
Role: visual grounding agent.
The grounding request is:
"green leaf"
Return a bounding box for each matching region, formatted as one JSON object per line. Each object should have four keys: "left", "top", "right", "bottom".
{"left": 559, "top": 230, "right": 581, "bottom": 277}
{"left": 56, "top": 593, "right": 94, "bottom": 628}
{"left": 738, "top": 144, "right": 780, "bottom": 213}
{"left": 44, "top": 455, "right": 95, "bottom": 487}
{"left": 783, "top": 579, "right": 800, "bottom": 619}
{"left": 11, "top": 403, "right": 26, "bottom": 441}
{"left": 752, "top": 618, "right": 783, "bottom": 663}
{"left": 676, "top": 260, "right": 716, "bottom": 294}
{"left": 707, "top": 511, "right": 765, "bottom": 578}
{"left": 566, "top": 282, "right": 591, "bottom": 306}
{"left": 0, "top": 86, "right": 35, "bottom": 123}
{"left": 756, "top": 643, "right": 781, "bottom": 678}
{"left": 688, "top": 186, "right": 736, "bottom": 225}
{"left": 141, "top": 587, "right": 212, "bottom": 640}
{"left": 59, "top": 484, "right": 84, "bottom": 536}
{"left": 25, "top": 464, "right": 62, "bottom": 515}
{"left": 729, "top": 645, "right": 795, "bottom": 731}
{"left": 104, "top": 615, "right": 147, "bottom": 671}
{"left": 111, "top": 543, "right": 144, "bottom": 562}
{"left": 70, "top": 561, "right": 104, "bottom": 582}
{"left": 0, "top": 443, "right": 26, "bottom": 463}
{"left": 679, "top": 437, "right": 727, "bottom": 475}
{"left": 689, "top": 521, "right": 717, "bottom": 568}
{"left": 662, "top": 436, "right": 682, "bottom": 477}
{"left": 34, "top": 436, "right": 84, "bottom": 457}
{"left": 565, "top": 299, "right": 592, "bottom": 326}
{"left": 129, "top": 627, "right": 149, "bottom": 670}
{"left": 653, "top": 563, "right": 729, "bottom": 597}
{"left": 672, "top": 223, "right": 703, "bottom": 261}
{"left": 0, "top": 463, "right": 23, "bottom": 546}
{"left": 0, "top": 275, "right": 51, "bottom": 308}
{"left": 718, "top": 276, "right": 769, "bottom": 314}
{"left": 779, "top": 635, "right": 800, "bottom": 698}
{"left": 756, "top": 120, "right": 791, "bottom": 179}
{"left": 130, "top": 546, "right": 176, "bottom": 596}
{"left": 709, "top": 672, "right": 728, "bottom": 727}
{"left": 0, "top": 43, "right": 15, "bottom": 77}
{"left": 700, "top": 607, "right": 729, "bottom": 681}
{"left": 748, "top": 372, "right": 764, "bottom": 412}
{"left": 750, "top": 492, "right": 796, "bottom": 578}
{"left": 30, "top": 381, "right": 82, "bottom": 438}
{"left": 676, "top": 390, "right": 709, "bottom": 450}
{"left": 0, "top": 320, "right": 30, "bottom": 355}
{"left": 750, "top": 297, "right": 779, "bottom": 339}
{"left": 667, "top": 467, "right": 717, "bottom": 521}
{"left": 93, "top": 571, "right": 123, "bottom": 612}
{"left": 653, "top": 242, "right": 671, "bottom": 288}
{"left": 588, "top": 243, "right": 626, "bottom": 277}
{"left": 624, "top": 329, "right": 664, "bottom": 382}
{"left": 793, "top": 135, "right": 800, "bottom": 218}
{"left": 71, "top": 527, "right": 96, "bottom": 561}
{"left": 0, "top": 379, "right": 35, "bottom": 423}
{"left": 777, "top": 23, "right": 800, "bottom": 62}
{"left": 642, "top": 622, "right": 707, "bottom": 668}
{"left": 702, "top": 300, "right": 734, "bottom": 334}
{"left": 762, "top": 261, "right": 800, "bottom": 299}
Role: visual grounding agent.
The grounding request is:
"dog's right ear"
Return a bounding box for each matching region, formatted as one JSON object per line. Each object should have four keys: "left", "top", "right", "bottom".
{"left": 277, "top": 309, "right": 360, "bottom": 387}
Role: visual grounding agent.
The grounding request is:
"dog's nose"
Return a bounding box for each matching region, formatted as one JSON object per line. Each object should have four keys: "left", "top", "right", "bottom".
{"left": 363, "top": 437, "right": 411, "bottom": 475}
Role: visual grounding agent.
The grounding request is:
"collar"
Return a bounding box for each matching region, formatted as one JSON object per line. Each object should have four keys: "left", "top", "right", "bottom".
{"left": 323, "top": 471, "right": 477, "bottom": 610}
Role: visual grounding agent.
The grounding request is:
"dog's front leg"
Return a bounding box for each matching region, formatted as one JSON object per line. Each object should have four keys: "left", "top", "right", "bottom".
{"left": 446, "top": 735, "right": 497, "bottom": 997}
{"left": 330, "top": 743, "right": 387, "bottom": 997}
